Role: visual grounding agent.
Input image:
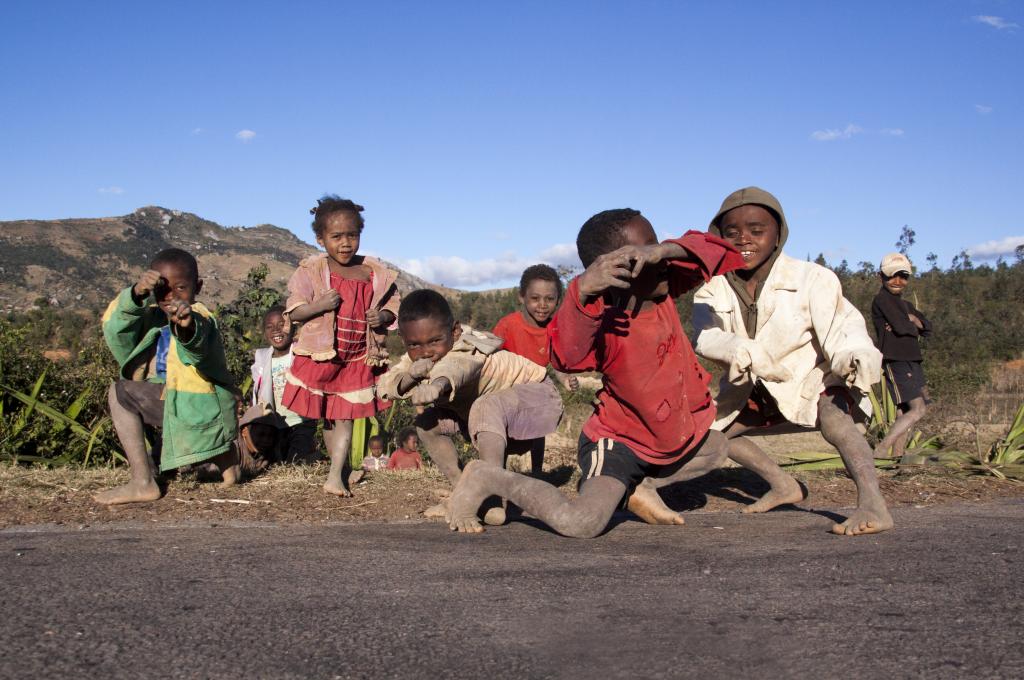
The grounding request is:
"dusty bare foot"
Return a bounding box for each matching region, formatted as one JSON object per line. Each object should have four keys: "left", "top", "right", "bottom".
{"left": 482, "top": 503, "right": 507, "bottom": 526}
{"left": 873, "top": 442, "right": 893, "bottom": 458}
{"left": 348, "top": 469, "right": 365, "bottom": 486}
{"left": 94, "top": 480, "right": 162, "bottom": 506}
{"left": 447, "top": 460, "right": 488, "bottom": 534}
{"left": 742, "top": 476, "right": 806, "bottom": 514}
{"left": 423, "top": 498, "right": 450, "bottom": 519}
{"left": 831, "top": 496, "right": 894, "bottom": 536}
{"left": 219, "top": 464, "right": 240, "bottom": 489}
{"left": 323, "top": 479, "right": 353, "bottom": 497}
{"left": 627, "top": 480, "right": 685, "bottom": 526}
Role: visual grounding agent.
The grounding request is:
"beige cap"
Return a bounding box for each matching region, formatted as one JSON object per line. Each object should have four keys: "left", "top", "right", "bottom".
{"left": 880, "top": 252, "right": 913, "bottom": 277}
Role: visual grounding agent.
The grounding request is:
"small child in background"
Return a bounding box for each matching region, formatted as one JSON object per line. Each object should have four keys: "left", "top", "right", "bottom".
{"left": 871, "top": 253, "right": 932, "bottom": 459}
{"left": 96, "top": 248, "right": 239, "bottom": 505}
{"left": 492, "top": 264, "right": 578, "bottom": 474}
{"left": 386, "top": 427, "right": 423, "bottom": 470}
{"left": 282, "top": 196, "right": 401, "bottom": 496}
{"left": 250, "top": 305, "right": 318, "bottom": 464}
{"left": 361, "top": 435, "right": 390, "bottom": 471}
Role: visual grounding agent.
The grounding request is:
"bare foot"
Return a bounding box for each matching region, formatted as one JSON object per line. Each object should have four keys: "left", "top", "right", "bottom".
{"left": 423, "top": 498, "right": 450, "bottom": 519}
{"left": 323, "top": 479, "right": 353, "bottom": 497}
{"left": 873, "top": 442, "right": 893, "bottom": 458}
{"left": 742, "top": 476, "right": 806, "bottom": 514}
{"left": 626, "top": 480, "right": 685, "bottom": 526}
{"left": 219, "top": 464, "right": 240, "bottom": 489}
{"left": 447, "top": 460, "right": 488, "bottom": 534}
{"left": 482, "top": 504, "right": 506, "bottom": 526}
{"left": 831, "top": 497, "right": 894, "bottom": 536}
{"left": 348, "top": 469, "right": 365, "bottom": 487}
{"left": 94, "top": 480, "right": 162, "bottom": 506}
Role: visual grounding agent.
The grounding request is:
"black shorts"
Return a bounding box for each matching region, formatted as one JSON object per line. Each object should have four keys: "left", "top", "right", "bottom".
{"left": 576, "top": 433, "right": 700, "bottom": 504}
{"left": 884, "top": 360, "right": 929, "bottom": 406}
{"left": 114, "top": 379, "right": 164, "bottom": 428}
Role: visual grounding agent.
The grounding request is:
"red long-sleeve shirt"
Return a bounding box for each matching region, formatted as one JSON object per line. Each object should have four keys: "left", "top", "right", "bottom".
{"left": 549, "top": 231, "right": 745, "bottom": 464}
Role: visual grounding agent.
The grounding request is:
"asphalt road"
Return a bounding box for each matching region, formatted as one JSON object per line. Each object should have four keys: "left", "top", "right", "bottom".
{"left": 2, "top": 501, "right": 1022, "bottom": 679}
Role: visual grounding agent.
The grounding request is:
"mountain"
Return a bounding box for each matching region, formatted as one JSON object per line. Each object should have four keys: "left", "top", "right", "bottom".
{"left": 0, "top": 206, "right": 458, "bottom": 313}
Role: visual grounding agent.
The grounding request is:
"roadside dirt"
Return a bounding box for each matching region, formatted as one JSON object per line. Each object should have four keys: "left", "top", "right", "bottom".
{"left": 2, "top": 442, "right": 1022, "bottom": 529}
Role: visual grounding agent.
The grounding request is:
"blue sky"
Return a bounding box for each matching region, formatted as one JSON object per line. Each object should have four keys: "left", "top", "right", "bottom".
{"left": 2, "top": 1, "right": 1022, "bottom": 288}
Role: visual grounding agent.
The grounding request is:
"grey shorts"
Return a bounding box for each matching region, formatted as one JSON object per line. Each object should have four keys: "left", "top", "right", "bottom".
{"left": 114, "top": 380, "right": 164, "bottom": 428}
{"left": 415, "top": 379, "right": 563, "bottom": 449}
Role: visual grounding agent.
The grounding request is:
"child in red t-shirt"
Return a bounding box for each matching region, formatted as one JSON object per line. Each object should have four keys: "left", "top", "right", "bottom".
{"left": 492, "top": 264, "right": 578, "bottom": 475}
{"left": 446, "top": 209, "right": 745, "bottom": 537}
{"left": 386, "top": 427, "right": 423, "bottom": 471}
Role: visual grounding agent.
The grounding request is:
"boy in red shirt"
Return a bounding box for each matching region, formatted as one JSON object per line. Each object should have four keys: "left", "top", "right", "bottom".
{"left": 446, "top": 209, "right": 745, "bottom": 537}
{"left": 492, "top": 264, "right": 577, "bottom": 474}
{"left": 386, "top": 427, "right": 424, "bottom": 471}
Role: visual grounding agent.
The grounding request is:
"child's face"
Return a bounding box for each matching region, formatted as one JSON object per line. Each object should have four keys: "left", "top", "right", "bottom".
{"left": 263, "top": 312, "right": 293, "bottom": 351}
{"left": 622, "top": 216, "right": 670, "bottom": 300}
{"left": 399, "top": 317, "right": 460, "bottom": 363}
{"left": 717, "top": 205, "right": 779, "bottom": 273}
{"left": 368, "top": 440, "right": 384, "bottom": 456}
{"left": 317, "top": 212, "right": 362, "bottom": 267}
{"left": 403, "top": 434, "right": 420, "bottom": 452}
{"left": 881, "top": 271, "right": 910, "bottom": 295}
{"left": 152, "top": 262, "right": 200, "bottom": 317}
{"left": 520, "top": 279, "right": 560, "bottom": 327}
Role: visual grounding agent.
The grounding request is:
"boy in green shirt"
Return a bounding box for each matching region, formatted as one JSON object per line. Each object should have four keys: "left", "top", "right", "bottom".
{"left": 95, "top": 248, "right": 239, "bottom": 505}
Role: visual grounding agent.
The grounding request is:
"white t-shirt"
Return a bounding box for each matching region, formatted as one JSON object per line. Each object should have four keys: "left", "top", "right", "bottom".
{"left": 270, "top": 353, "right": 304, "bottom": 427}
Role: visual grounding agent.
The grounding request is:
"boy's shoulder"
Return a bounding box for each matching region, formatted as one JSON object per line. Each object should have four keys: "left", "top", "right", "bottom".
{"left": 453, "top": 325, "right": 504, "bottom": 355}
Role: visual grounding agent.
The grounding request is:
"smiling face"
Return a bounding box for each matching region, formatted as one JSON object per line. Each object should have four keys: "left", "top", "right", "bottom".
{"left": 717, "top": 205, "right": 780, "bottom": 275}
{"left": 152, "top": 262, "right": 200, "bottom": 317}
{"left": 263, "top": 311, "right": 292, "bottom": 352}
{"left": 622, "top": 216, "right": 670, "bottom": 300}
{"left": 317, "top": 211, "right": 362, "bottom": 267}
{"left": 881, "top": 271, "right": 910, "bottom": 295}
{"left": 399, "top": 316, "right": 461, "bottom": 363}
{"left": 520, "top": 279, "right": 560, "bottom": 327}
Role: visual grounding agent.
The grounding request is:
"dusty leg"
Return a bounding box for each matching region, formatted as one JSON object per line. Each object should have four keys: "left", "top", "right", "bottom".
{"left": 95, "top": 384, "right": 162, "bottom": 505}
{"left": 447, "top": 460, "right": 625, "bottom": 538}
{"left": 418, "top": 424, "right": 461, "bottom": 518}
{"left": 211, "top": 445, "right": 241, "bottom": 489}
{"left": 629, "top": 430, "right": 731, "bottom": 524}
{"left": 819, "top": 400, "right": 894, "bottom": 536}
{"left": 322, "top": 420, "right": 354, "bottom": 497}
{"left": 726, "top": 436, "right": 805, "bottom": 513}
{"left": 874, "top": 397, "right": 927, "bottom": 459}
{"left": 475, "top": 431, "right": 509, "bottom": 526}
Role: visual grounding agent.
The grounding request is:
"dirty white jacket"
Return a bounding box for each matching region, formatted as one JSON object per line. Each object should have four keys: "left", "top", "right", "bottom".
{"left": 692, "top": 254, "right": 881, "bottom": 428}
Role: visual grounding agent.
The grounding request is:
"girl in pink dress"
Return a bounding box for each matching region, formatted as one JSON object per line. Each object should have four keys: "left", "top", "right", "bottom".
{"left": 282, "top": 196, "right": 401, "bottom": 496}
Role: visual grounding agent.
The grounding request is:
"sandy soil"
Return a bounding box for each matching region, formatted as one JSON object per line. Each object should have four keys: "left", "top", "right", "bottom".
{"left": 2, "top": 442, "right": 1022, "bottom": 529}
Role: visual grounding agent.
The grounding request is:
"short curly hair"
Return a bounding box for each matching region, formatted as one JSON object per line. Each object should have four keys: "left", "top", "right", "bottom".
{"left": 398, "top": 289, "right": 455, "bottom": 328}
{"left": 576, "top": 208, "right": 642, "bottom": 268}
{"left": 519, "top": 264, "right": 562, "bottom": 298}
{"left": 310, "top": 194, "right": 365, "bottom": 239}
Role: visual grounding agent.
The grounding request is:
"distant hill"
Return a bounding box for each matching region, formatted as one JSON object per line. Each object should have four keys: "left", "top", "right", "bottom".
{"left": 0, "top": 206, "right": 458, "bottom": 313}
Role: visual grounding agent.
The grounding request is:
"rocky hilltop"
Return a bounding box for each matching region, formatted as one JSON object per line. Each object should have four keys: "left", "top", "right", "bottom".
{"left": 0, "top": 207, "right": 453, "bottom": 313}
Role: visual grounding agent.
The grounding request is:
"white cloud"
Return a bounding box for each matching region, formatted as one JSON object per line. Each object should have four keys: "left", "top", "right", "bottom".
{"left": 235, "top": 129, "right": 257, "bottom": 143}
{"left": 98, "top": 186, "right": 124, "bottom": 195}
{"left": 191, "top": 127, "right": 204, "bottom": 135}
{"left": 538, "top": 243, "right": 581, "bottom": 269}
{"left": 386, "top": 242, "right": 583, "bottom": 288}
{"left": 880, "top": 128, "right": 904, "bottom": 136}
{"left": 972, "top": 15, "right": 1019, "bottom": 30}
{"left": 975, "top": 104, "right": 993, "bottom": 114}
{"left": 967, "top": 235, "right": 1024, "bottom": 260}
{"left": 811, "top": 123, "right": 863, "bottom": 142}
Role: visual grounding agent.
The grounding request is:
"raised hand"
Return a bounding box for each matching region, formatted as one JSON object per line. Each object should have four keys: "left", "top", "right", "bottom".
{"left": 133, "top": 270, "right": 165, "bottom": 300}
{"left": 366, "top": 309, "right": 394, "bottom": 329}
{"left": 410, "top": 379, "right": 450, "bottom": 405}
{"left": 314, "top": 289, "right": 341, "bottom": 314}
{"left": 167, "top": 299, "right": 193, "bottom": 329}
{"left": 407, "top": 358, "right": 435, "bottom": 380}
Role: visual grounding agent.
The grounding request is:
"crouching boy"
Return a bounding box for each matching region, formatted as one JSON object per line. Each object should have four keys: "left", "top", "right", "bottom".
{"left": 445, "top": 209, "right": 745, "bottom": 536}
{"left": 377, "top": 289, "right": 563, "bottom": 525}
{"left": 95, "top": 248, "right": 239, "bottom": 505}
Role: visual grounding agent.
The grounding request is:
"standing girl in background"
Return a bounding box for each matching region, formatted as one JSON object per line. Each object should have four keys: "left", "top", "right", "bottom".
{"left": 282, "top": 196, "right": 401, "bottom": 496}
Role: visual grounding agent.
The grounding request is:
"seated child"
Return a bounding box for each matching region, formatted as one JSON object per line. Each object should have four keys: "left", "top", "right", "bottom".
{"left": 386, "top": 427, "right": 424, "bottom": 470}
{"left": 361, "top": 434, "right": 390, "bottom": 471}
{"left": 444, "top": 209, "right": 744, "bottom": 536}
{"left": 250, "top": 305, "right": 318, "bottom": 464}
{"left": 492, "top": 263, "right": 578, "bottom": 474}
{"left": 871, "top": 253, "right": 932, "bottom": 459}
{"left": 377, "top": 289, "right": 564, "bottom": 525}
{"left": 692, "top": 186, "right": 893, "bottom": 535}
{"left": 95, "top": 248, "right": 239, "bottom": 505}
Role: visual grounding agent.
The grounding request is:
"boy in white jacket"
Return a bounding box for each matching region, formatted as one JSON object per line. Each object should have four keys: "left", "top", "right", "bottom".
{"left": 691, "top": 187, "right": 892, "bottom": 536}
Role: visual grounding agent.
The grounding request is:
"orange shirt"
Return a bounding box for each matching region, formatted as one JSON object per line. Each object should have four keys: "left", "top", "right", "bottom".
{"left": 386, "top": 448, "right": 422, "bottom": 470}
{"left": 493, "top": 312, "right": 551, "bottom": 367}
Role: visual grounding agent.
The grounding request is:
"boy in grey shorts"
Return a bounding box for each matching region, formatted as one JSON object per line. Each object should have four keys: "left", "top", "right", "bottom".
{"left": 377, "top": 289, "right": 563, "bottom": 525}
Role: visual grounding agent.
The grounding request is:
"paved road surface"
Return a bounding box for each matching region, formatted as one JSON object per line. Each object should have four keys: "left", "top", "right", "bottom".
{"left": 2, "top": 501, "right": 1022, "bottom": 679}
